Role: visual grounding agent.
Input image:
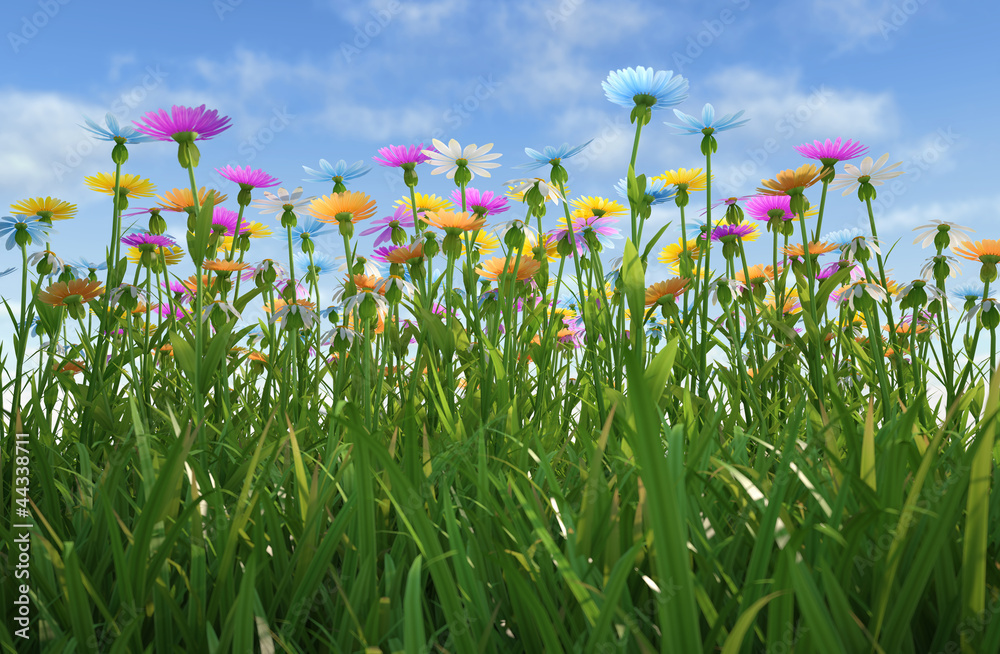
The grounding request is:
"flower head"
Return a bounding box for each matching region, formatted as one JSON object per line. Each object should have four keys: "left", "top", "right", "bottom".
{"left": 782, "top": 241, "right": 838, "bottom": 258}
{"left": 794, "top": 138, "right": 868, "bottom": 164}
{"left": 477, "top": 256, "right": 541, "bottom": 282}
{"left": 912, "top": 220, "right": 975, "bottom": 249}
{"left": 157, "top": 187, "right": 227, "bottom": 213}
{"left": 216, "top": 165, "right": 280, "bottom": 189}
{"left": 517, "top": 141, "right": 592, "bottom": 170}
{"left": 746, "top": 194, "right": 798, "bottom": 223}
{"left": 84, "top": 173, "right": 156, "bottom": 198}
{"left": 133, "top": 105, "right": 232, "bottom": 141}
{"left": 423, "top": 139, "right": 502, "bottom": 181}
{"left": 10, "top": 197, "right": 77, "bottom": 221}
{"left": 830, "top": 154, "right": 905, "bottom": 198}
{"left": 121, "top": 232, "right": 176, "bottom": 249}
{"left": 81, "top": 113, "right": 155, "bottom": 143}
{"left": 654, "top": 168, "right": 708, "bottom": 192}
{"left": 372, "top": 241, "right": 426, "bottom": 264}
{"left": 507, "top": 178, "right": 565, "bottom": 203}
{"left": 570, "top": 196, "right": 628, "bottom": 219}
{"left": 952, "top": 239, "right": 1000, "bottom": 264}
{"left": 302, "top": 159, "right": 371, "bottom": 184}
{"left": 602, "top": 66, "right": 688, "bottom": 114}
{"left": 614, "top": 177, "right": 675, "bottom": 205}
{"left": 395, "top": 192, "right": 454, "bottom": 215}
{"left": 658, "top": 238, "right": 701, "bottom": 272}
{"left": 757, "top": 164, "right": 823, "bottom": 196}
{"left": 837, "top": 281, "right": 889, "bottom": 311}
{"left": 252, "top": 186, "right": 313, "bottom": 215}
{"left": 710, "top": 221, "right": 759, "bottom": 242}
{"left": 552, "top": 216, "right": 623, "bottom": 255}
{"left": 309, "top": 192, "right": 378, "bottom": 224}
{"left": 0, "top": 215, "right": 50, "bottom": 250}
{"left": 665, "top": 103, "right": 748, "bottom": 135}
{"left": 360, "top": 206, "right": 416, "bottom": 246}
{"left": 452, "top": 187, "right": 510, "bottom": 217}
{"left": 461, "top": 230, "right": 500, "bottom": 257}
{"left": 421, "top": 210, "right": 486, "bottom": 232}
{"left": 37, "top": 279, "right": 105, "bottom": 318}
{"left": 373, "top": 143, "right": 433, "bottom": 167}
{"left": 823, "top": 228, "right": 867, "bottom": 248}
{"left": 645, "top": 278, "right": 690, "bottom": 306}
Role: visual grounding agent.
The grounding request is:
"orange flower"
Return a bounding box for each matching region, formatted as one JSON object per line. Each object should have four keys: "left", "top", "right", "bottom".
{"left": 421, "top": 210, "right": 486, "bottom": 232}
{"left": 645, "top": 278, "right": 690, "bottom": 306}
{"left": 735, "top": 263, "right": 781, "bottom": 286}
{"left": 309, "top": 191, "right": 377, "bottom": 223}
{"left": 952, "top": 239, "right": 1000, "bottom": 263}
{"left": 203, "top": 259, "right": 250, "bottom": 273}
{"left": 781, "top": 241, "right": 838, "bottom": 258}
{"left": 757, "top": 164, "right": 823, "bottom": 196}
{"left": 248, "top": 351, "right": 268, "bottom": 363}
{"left": 264, "top": 298, "right": 316, "bottom": 314}
{"left": 384, "top": 241, "right": 426, "bottom": 264}
{"left": 182, "top": 274, "right": 215, "bottom": 294}
{"left": 55, "top": 360, "right": 85, "bottom": 374}
{"left": 156, "top": 187, "right": 227, "bottom": 212}
{"left": 477, "top": 256, "right": 541, "bottom": 282}
{"left": 37, "top": 279, "right": 104, "bottom": 306}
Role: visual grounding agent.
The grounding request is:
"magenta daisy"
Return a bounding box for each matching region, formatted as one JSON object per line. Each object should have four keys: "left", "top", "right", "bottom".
{"left": 551, "top": 216, "right": 623, "bottom": 255}
{"left": 360, "top": 206, "right": 416, "bottom": 246}
{"left": 794, "top": 138, "right": 868, "bottom": 165}
{"left": 746, "top": 195, "right": 796, "bottom": 223}
{"left": 133, "top": 105, "right": 232, "bottom": 142}
{"left": 709, "top": 223, "right": 756, "bottom": 242}
{"left": 121, "top": 232, "right": 176, "bottom": 249}
{"left": 451, "top": 187, "right": 510, "bottom": 217}
{"left": 216, "top": 165, "right": 280, "bottom": 190}
{"left": 209, "top": 207, "right": 251, "bottom": 237}
{"left": 373, "top": 143, "right": 433, "bottom": 167}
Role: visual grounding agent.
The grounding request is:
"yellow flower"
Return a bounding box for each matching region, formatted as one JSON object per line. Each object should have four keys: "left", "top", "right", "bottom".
{"left": 570, "top": 196, "right": 627, "bottom": 219}
{"left": 310, "top": 191, "right": 377, "bottom": 224}
{"left": 395, "top": 192, "right": 453, "bottom": 215}
{"left": 84, "top": 172, "right": 156, "bottom": 198}
{"left": 653, "top": 167, "right": 708, "bottom": 191}
{"left": 757, "top": 164, "right": 823, "bottom": 196}
{"left": 461, "top": 230, "right": 500, "bottom": 257}
{"left": 10, "top": 196, "right": 77, "bottom": 221}
{"left": 127, "top": 245, "right": 184, "bottom": 265}
{"left": 157, "top": 187, "right": 227, "bottom": 213}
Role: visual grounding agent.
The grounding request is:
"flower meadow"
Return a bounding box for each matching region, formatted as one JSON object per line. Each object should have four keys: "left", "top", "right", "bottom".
{"left": 0, "top": 65, "right": 998, "bottom": 653}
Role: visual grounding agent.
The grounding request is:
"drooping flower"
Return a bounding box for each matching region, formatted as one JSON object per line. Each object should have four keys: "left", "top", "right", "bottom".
{"left": 28, "top": 249, "right": 65, "bottom": 275}
{"left": 920, "top": 255, "right": 962, "bottom": 281}
{"left": 302, "top": 159, "right": 371, "bottom": 185}
{"left": 423, "top": 139, "right": 502, "bottom": 181}
{"left": 665, "top": 103, "right": 749, "bottom": 135}
{"left": 645, "top": 278, "right": 690, "bottom": 306}
{"left": 10, "top": 197, "right": 77, "bottom": 222}
{"left": 756, "top": 165, "right": 823, "bottom": 196}
{"left": 84, "top": 173, "right": 156, "bottom": 198}
{"left": 830, "top": 154, "right": 905, "bottom": 198}
{"left": 81, "top": 113, "right": 155, "bottom": 143}
{"left": 570, "top": 196, "right": 628, "bottom": 219}
{"left": 477, "top": 256, "right": 541, "bottom": 282}
{"left": 602, "top": 66, "right": 688, "bottom": 113}
{"left": 252, "top": 186, "right": 314, "bottom": 215}
{"left": 309, "top": 192, "right": 378, "bottom": 224}
{"left": 216, "top": 165, "right": 281, "bottom": 190}
{"left": 794, "top": 138, "right": 868, "bottom": 165}
{"left": 0, "top": 215, "right": 50, "bottom": 250}
{"left": 451, "top": 187, "right": 509, "bottom": 216}
{"left": 517, "top": 141, "right": 592, "bottom": 170}
{"left": 157, "top": 187, "right": 228, "bottom": 213}
{"left": 373, "top": 143, "right": 433, "bottom": 168}
{"left": 360, "top": 206, "right": 416, "bottom": 246}
{"left": 133, "top": 105, "right": 232, "bottom": 142}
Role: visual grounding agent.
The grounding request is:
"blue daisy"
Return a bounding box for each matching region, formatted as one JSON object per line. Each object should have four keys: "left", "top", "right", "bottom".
{"left": 302, "top": 159, "right": 371, "bottom": 184}
{"left": 0, "top": 215, "right": 51, "bottom": 251}
{"left": 294, "top": 252, "right": 339, "bottom": 276}
{"left": 951, "top": 282, "right": 985, "bottom": 301}
{"left": 822, "top": 228, "right": 867, "bottom": 248}
{"left": 614, "top": 177, "right": 676, "bottom": 206}
{"left": 0, "top": 267, "right": 15, "bottom": 278}
{"left": 665, "top": 103, "right": 749, "bottom": 135}
{"left": 517, "top": 140, "right": 594, "bottom": 170}
{"left": 67, "top": 258, "right": 108, "bottom": 276}
{"left": 277, "top": 216, "right": 334, "bottom": 249}
{"left": 81, "top": 113, "right": 155, "bottom": 143}
{"left": 602, "top": 66, "right": 688, "bottom": 111}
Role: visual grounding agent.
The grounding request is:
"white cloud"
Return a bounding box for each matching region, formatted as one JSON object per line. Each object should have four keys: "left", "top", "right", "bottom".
{"left": 875, "top": 194, "right": 999, "bottom": 234}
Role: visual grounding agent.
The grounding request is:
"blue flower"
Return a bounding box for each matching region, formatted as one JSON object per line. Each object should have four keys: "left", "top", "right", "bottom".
{"left": 951, "top": 282, "right": 985, "bottom": 301}
{"left": 665, "top": 103, "right": 749, "bottom": 135}
{"left": 294, "top": 252, "right": 339, "bottom": 276}
{"left": 517, "top": 140, "right": 593, "bottom": 170}
{"left": 0, "top": 215, "right": 51, "bottom": 251}
{"left": 823, "top": 228, "right": 867, "bottom": 248}
{"left": 68, "top": 258, "right": 108, "bottom": 276}
{"left": 614, "top": 178, "right": 676, "bottom": 205}
{"left": 302, "top": 159, "right": 371, "bottom": 183}
{"left": 277, "top": 216, "right": 334, "bottom": 248}
{"left": 603, "top": 67, "right": 688, "bottom": 111}
{"left": 80, "top": 113, "right": 155, "bottom": 143}
{"left": 0, "top": 267, "right": 15, "bottom": 278}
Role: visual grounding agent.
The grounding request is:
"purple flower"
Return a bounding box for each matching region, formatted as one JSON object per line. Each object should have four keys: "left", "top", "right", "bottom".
{"left": 551, "top": 216, "right": 622, "bottom": 255}
{"left": 372, "top": 143, "right": 433, "bottom": 167}
{"left": 746, "top": 195, "right": 796, "bottom": 222}
{"left": 121, "top": 232, "right": 176, "bottom": 248}
{"left": 210, "top": 207, "right": 250, "bottom": 236}
{"left": 709, "top": 223, "right": 756, "bottom": 241}
{"left": 452, "top": 187, "right": 509, "bottom": 216}
{"left": 360, "top": 206, "right": 415, "bottom": 246}
{"left": 816, "top": 260, "right": 846, "bottom": 280}
{"left": 216, "top": 165, "right": 280, "bottom": 189}
{"left": 794, "top": 138, "right": 868, "bottom": 164}
{"left": 133, "top": 105, "right": 232, "bottom": 142}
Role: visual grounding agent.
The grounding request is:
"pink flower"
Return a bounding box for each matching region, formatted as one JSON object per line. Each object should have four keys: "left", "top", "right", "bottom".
{"left": 794, "top": 138, "right": 867, "bottom": 164}
{"left": 216, "top": 165, "right": 280, "bottom": 189}
{"left": 451, "top": 187, "right": 510, "bottom": 216}
{"left": 133, "top": 105, "right": 232, "bottom": 142}
{"left": 360, "top": 206, "right": 415, "bottom": 246}
{"left": 373, "top": 143, "right": 433, "bottom": 167}
{"left": 746, "top": 195, "right": 795, "bottom": 222}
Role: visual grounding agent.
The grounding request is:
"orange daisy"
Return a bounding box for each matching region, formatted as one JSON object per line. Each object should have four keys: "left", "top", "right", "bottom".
{"left": 156, "top": 187, "right": 228, "bottom": 213}
{"left": 309, "top": 191, "right": 377, "bottom": 224}
{"left": 55, "top": 360, "right": 85, "bottom": 374}
{"left": 781, "top": 241, "right": 839, "bottom": 258}
{"left": 264, "top": 298, "right": 316, "bottom": 315}
{"left": 37, "top": 279, "right": 104, "bottom": 306}
{"left": 477, "top": 256, "right": 541, "bottom": 282}
{"left": 735, "top": 263, "right": 781, "bottom": 287}
{"left": 384, "top": 241, "right": 426, "bottom": 264}
{"left": 421, "top": 210, "right": 486, "bottom": 232}
{"left": 757, "top": 164, "right": 823, "bottom": 196}
{"left": 248, "top": 351, "right": 268, "bottom": 364}
{"left": 203, "top": 259, "right": 250, "bottom": 273}
{"left": 952, "top": 239, "right": 1000, "bottom": 263}
{"left": 645, "top": 278, "right": 690, "bottom": 306}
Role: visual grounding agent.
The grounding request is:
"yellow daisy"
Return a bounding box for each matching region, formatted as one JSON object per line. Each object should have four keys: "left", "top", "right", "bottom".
{"left": 10, "top": 196, "right": 77, "bottom": 221}
{"left": 460, "top": 230, "right": 500, "bottom": 257}
{"left": 653, "top": 167, "right": 708, "bottom": 192}
{"left": 569, "top": 196, "right": 628, "bottom": 219}
{"left": 395, "top": 192, "right": 454, "bottom": 215}
{"left": 128, "top": 245, "right": 185, "bottom": 266}
{"left": 84, "top": 172, "right": 156, "bottom": 198}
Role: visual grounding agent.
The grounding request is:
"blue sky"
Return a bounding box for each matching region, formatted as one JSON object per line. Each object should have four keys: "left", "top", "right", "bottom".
{"left": 0, "top": 0, "right": 995, "bottom": 350}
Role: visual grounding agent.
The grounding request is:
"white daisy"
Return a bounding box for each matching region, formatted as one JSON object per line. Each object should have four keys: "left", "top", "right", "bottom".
{"left": 830, "top": 153, "right": 905, "bottom": 197}
{"left": 251, "top": 186, "right": 314, "bottom": 215}
{"left": 423, "top": 139, "right": 502, "bottom": 180}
